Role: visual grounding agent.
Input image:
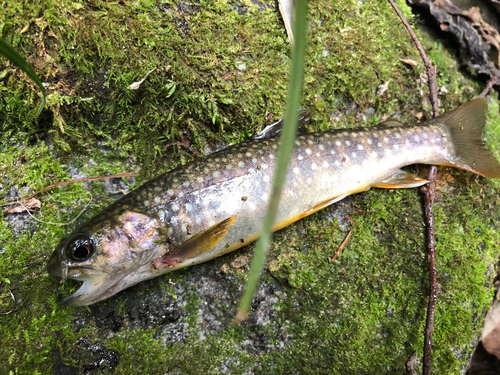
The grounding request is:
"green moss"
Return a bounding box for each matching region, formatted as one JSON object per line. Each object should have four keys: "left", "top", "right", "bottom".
{"left": 1, "top": 0, "right": 499, "bottom": 373}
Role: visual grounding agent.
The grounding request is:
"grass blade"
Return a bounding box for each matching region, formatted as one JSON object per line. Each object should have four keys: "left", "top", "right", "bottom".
{"left": 235, "top": 0, "right": 308, "bottom": 322}
{"left": 0, "top": 37, "right": 46, "bottom": 117}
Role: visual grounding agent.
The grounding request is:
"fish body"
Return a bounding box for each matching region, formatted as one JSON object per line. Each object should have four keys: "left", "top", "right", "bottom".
{"left": 48, "top": 98, "right": 500, "bottom": 306}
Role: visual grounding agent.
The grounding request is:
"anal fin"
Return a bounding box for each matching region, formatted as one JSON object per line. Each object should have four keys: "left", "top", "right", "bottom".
{"left": 153, "top": 216, "right": 237, "bottom": 268}
{"left": 373, "top": 170, "right": 428, "bottom": 189}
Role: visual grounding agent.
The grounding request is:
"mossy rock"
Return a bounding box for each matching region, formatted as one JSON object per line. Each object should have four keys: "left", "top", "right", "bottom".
{"left": 1, "top": 0, "right": 499, "bottom": 373}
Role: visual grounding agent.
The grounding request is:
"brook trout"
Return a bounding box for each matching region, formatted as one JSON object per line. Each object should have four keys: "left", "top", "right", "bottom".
{"left": 48, "top": 98, "right": 500, "bottom": 306}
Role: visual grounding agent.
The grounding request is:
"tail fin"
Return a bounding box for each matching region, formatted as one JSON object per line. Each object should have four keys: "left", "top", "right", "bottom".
{"left": 433, "top": 98, "right": 500, "bottom": 178}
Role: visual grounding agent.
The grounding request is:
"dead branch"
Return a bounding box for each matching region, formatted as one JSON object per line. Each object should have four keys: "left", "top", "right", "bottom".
{"left": 330, "top": 227, "right": 353, "bottom": 262}
{"left": 387, "top": 1, "right": 440, "bottom": 374}
{"left": 479, "top": 76, "right": 499, "bottom": 98}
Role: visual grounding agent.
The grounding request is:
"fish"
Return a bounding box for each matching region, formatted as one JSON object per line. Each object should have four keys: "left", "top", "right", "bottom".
{"left": 48, "top": 98, "right": 500, "bottom": 306}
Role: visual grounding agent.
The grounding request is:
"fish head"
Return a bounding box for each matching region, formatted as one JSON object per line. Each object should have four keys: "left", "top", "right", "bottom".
{"left": 48, "top": 209, "right": 164, "bottom": 306}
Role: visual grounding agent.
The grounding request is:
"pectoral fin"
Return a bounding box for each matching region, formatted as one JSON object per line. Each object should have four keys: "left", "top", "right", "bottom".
{"left": 154, "top": 216, "right": 237, "bottom": 268}
{"left": 373, "top": 170, "right": 428, "bottom": 189}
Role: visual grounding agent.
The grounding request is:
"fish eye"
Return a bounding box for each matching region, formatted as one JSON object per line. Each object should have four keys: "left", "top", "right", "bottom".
{"left": 66, "top": 234, "right": 95, "bottom": 261}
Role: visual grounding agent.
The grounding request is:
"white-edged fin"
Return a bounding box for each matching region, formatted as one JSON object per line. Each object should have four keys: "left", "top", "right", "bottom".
{"left": 429, "top": 98, "right": 500, "bottom": 178}
{"left": 373, "top": 170, "right": 428, "bottom": 189}
{"left": 279, "top": 0, "right": 295, "bottom": 44}
{"left": 152, "top": 216, "right": 237, "bottom": 269}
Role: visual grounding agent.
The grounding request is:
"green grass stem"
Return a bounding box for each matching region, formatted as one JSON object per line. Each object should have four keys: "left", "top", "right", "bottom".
{"left": 236, "top": 0, "right": 308, "bottom": 322}
{"left": 0, "top": 37, "right": 46, "bottom": 116}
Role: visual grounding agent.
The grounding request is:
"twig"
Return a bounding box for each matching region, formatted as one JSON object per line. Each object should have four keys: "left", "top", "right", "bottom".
{"left": 1, "top": 173, "right": 136, "bottom": 206}
{"left": 387, "top": 1, "right": 440, "bottom": 374}
{"left": 422, "top": 166, "right": 440, "bottom": 374}
{"left": 330, "top": 227, "right": 353, "bottom": 262}
{"left": 479, "top": 76, "right": 498, "bottom": 98}
{"left": 387, "top": 0, "right": 439, "bottom": 118}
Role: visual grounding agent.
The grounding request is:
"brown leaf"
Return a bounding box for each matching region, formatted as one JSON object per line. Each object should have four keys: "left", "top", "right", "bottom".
{"left": 4, "top": 198, "right": 41, "bottom": 213}
{"left": 230, "top": 255, "right": 248, "bottom": 269}
{"left": 399, "top": 58, "right": 418, "bottom": 68}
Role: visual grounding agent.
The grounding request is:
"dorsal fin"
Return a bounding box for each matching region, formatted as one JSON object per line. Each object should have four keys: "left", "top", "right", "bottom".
{"left": 378, "top": 120, "right": 404, "bottom": 128}
{"left": 251, "top": 110, "right": 311, "bottom": 140}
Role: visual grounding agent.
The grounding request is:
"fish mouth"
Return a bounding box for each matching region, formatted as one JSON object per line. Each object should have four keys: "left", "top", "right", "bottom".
{"left": 48, "top": 247, "right": 117, "bottom": 306}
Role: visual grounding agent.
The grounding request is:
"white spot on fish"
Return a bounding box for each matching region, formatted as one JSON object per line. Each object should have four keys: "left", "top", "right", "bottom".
{"left": 377, "top": 142, "right": 382, "bottom": 147}
{"left": 393, "top": 144, "right": 400, "bottom": 151}
{"left": 144, "top": 200, "right": 150, "bottom": 207}
{"left": 239, "top": 161, "right": 245, "bottom": 168}
{"left": 195, "top": 217, "right": 202, "bottom": 225}
{"left": 307, "top": 139, "right": 314, "bottom": 145}
{"left": 395, "top": 133, "right": 401, "bottom": 139}
{"left": 322, "top": 161, "right": 329, "bottom": 168}
{"left": 155, "top": 197, "right": 162, "bottom": 204}
{"left": 197, "top": 176, "right": 204, "bottom": 183}
{"left": 306, "top": 148, "right": 312, "bottom": 155}
{"left": 330, "top": 150, "right": 335, "bottom": 155}
{"left": 295, "top": 140, "right": 301, "bottom": 146}
{"left": 352, "top": 133, "right": 358, "bottom": 138}
{"left": 185, "top": 203, "right": 192, "bottom": 211}
{"left": 324, "top": 133, "right": 331, "bottom": 138}
{"left": 263, "top": 175, "right": 270, "bottom": 182}
{"left": 327, "top": 141, "right": 332, "bottom": 146}
{"left": 238, "top": 153, "right": 243, "bottom": 158}
{"left": 167, "top": 189, "right": 174, "bottom": 195}
{"left": 367, "top": 138, "right": 372, "bottom": 145}
{"left": 319, "top": 144, "right": 325, "bottom": 150}
{"left": 246, "top": 152, "right": 252, "bottom": 157}
{"left": 371, "top": 151, "right": 377, "bottom": 158}
{"left": 316, "top": 153, "right": 320, "bottom": 157}
{"left": 335, "top": 141, "right": 341, "bottom": 146}
{"left": 293, "top": 167, "right": 300, "bottom": 175}
{"left": 385, "top": 149, "right": 392, "bottom": 156}
{"left": 213, "top": 171, "right": 221, "bottom": 178}
{"left": 252, "top": 158, "right": 257, "bottom": 164}
{"left": 335, "top": 161, "right": 340, "bottom": 166}
{"left": 351, "top": 152, "right": 357, "bottom": 158}
{"left": 226, "top": 165, "right": 233, "bottom": 170}
{"left": 298, "top": 155, "right": 303, "bottom": 160}
{"left": 270, "top": 154, "right": 275, "bottom": 159}
{"left": 261, "top": 193, "right": 268, "bottom": 200}
{"left": 430, "top": 139, "right": 436, "bottom": 144}
{"left": 414, "top": 135, "right": 420, "bottom": 141}
{"left": 383, "top": 137, "right": 389, "bottom": 143}
{"left": 345, "top": 140, "right": 351, "bottom": 146}
{"left": 261, "top": 164, "right": 269, "bottom": 170}
{"left": 248, "top": 201, "right": 257, "bottom": 210}
{"left": 357, "top": 144, "right": 363, "bottom": 150}
{"left": 171, "top": 203, "right": 179, "bottom": 212}
{"left": 183, "top": 182, "right": 190, "bottom": 187}
{"left": 307, "top": 177, "right": 312, "bottom": 184}
{"left": 311, "top": 163, "right": 318, "bottom": 170}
